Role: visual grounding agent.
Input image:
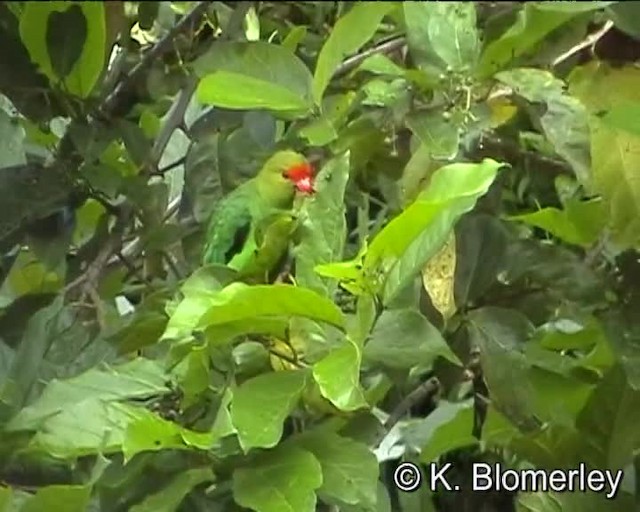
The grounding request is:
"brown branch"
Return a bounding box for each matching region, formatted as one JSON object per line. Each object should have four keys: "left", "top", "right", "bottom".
{"left": 334, "top": 36, "right": 406, "bottom": 79}
{"left": 98, "top": 1, "right": 211, "bottom": 119}
{"left": 373, "top": 377, "right": 440, "bottom": 448}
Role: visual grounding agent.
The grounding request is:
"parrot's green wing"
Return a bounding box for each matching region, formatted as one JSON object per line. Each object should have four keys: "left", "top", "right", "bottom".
{"left": 202, "top": 186, "right": 253, "bottom": 266}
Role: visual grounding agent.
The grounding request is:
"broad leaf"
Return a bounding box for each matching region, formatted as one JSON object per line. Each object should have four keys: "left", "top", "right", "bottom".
{"left": 295, "top": 153, "right": 350, "bottom": 296}
{"left": 194, "top": 42, "right": 314, "bottom": 115}
{"left": 576, "top": 364, "right": 640, "bottom": 469}
{"left": 6, "top": 358, "right": 168, "bottom": 430}
{"left": 402, "top": 400, "right": 477, "bottom": 463}
{"left": 230, "top": 370, "right": 307, "bottom": 450}
{"left": 19, "top": 485, "right": 91, "bottom": 512}
{"left": 313, "top": 2, "right": 396, "bottom": 103}
{"left": 313, "top": 338, "right": 368, "bottom": 411}
{"left": 404, "top": 2, "right": 480, "bottom": 73}
{"left": 129, "top": 469, "right": 215, "bottom": 512}
{"left": 496, "top": 68, "right": 591, "bottom": 187}
{"left": 233, "top": 444, "right": 322, "bottom": 512}
{"left": 197, "top": 283, "right": 346, "bottom": 331}
{"left": 19, "top": 2, "right": 106, "bottom": 97}
{"left": 569, "top": 62, "right": 640, "bottom": 248}
{"left": 478, "top": 4, "right": 577, "bottom": 78}
{"left": 364, "top": 159, "right": 503, "bottom": 304}
{"left": 509, "top": 198, "right": 606, "bottom": 247}
{"left": 363, "top": 309, "right": 460, "bottom": 370}
{"left": 297, "top": 432, "right": 379, "bottom": 509}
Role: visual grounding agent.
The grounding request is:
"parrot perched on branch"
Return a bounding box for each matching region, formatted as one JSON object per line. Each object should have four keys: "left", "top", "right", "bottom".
{"left": 202, "top": 150, "right": 314, "bottom": 280}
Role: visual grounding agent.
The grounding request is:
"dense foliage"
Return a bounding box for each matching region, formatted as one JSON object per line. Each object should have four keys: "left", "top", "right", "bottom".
{"left": 1, "top": 1, "right": 640, "bottom": 511}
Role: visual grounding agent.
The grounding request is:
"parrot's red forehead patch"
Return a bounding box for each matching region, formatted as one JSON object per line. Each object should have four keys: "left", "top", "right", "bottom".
{"left": 285, "top": 162, "right": 315, "bottom": 194}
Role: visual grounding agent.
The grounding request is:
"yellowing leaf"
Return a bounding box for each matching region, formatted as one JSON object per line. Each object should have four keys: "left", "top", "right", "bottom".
{"left": 487, "top": 96, "right": 518, "bottom": 128}
{"left": 421, "top": 232, "right": 456, "bottom": 320}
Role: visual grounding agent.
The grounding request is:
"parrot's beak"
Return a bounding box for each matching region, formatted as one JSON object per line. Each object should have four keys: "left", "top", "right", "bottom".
{"left": 294, "top": 175, "right": 315, "bottom": 194}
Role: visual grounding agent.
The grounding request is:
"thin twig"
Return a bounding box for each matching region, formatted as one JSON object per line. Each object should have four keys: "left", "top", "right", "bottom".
{"left": 552, "top": 20, "right": 614, "bottom": 67}
{"left": 373, "top": 377, "right": 440, "bottom": 448}
{"left": 334, "top": 36, "right": 406, "bottom": 78}
{"left": 99, "top": 2, "right": 211, "bottom": 118}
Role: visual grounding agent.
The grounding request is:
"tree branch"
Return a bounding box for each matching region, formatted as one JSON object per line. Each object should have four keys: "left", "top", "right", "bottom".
{"left": 334, "top": 36, "right": 406, "bottom": 79}
{"left": 98, "top": 2, "right": 211, "bottom": 119}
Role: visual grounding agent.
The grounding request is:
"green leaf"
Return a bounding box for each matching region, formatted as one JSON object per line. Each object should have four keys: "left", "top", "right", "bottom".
{"left": 230, "top": 370, "right": 307, "bottom": 450}
{"left": 233, "top": 444, "right": 322, "bottom": 512}
{"left": 295, "top": 153, "right": 350, "bottom": 296}
{"left": 569, "top": 62, "right": 640, "bottom": 247}
{"left": 313, "top": 338, "right": 368, "bottom": 412}
{"left": 468, "top": 307, "right": 541, "bottom": 432}
{"left": 454, "top": 214, "right": 509, "bottom": 306}
{"left": 402, "top": 400, "right": 477, "bottom": 463}
{"left": 0, "top": 296, "right": 64, "bottom": 416}
{"left": 297, "top": 432, "right": 379, "bottom": 508}
{"left": 129, "top": 469, "right": 215, "bottom": 512}
{"left": 194, "top": 42, "right": 313, "bottom": 115}
{"left": 123, "top": 408, "right": 216, "bottom": 462}
{"left": 477, "top": 4, "right": 577, "bottom": 78}
{"left": 365, "top": 159, "right": 503, "bottom": 304}
{"left": 161, "top": 266, "right": 233, "bottom": 341}
{"left": 598, "top": 103, "right": 640, "bottom": 136}
{"left": 197, "top": 283, "right": 346, "bottom": 331}
{"left": 576, "top": 364, "right": 640, "bottom": 469}
{"left": 0, "top": 486, "right": 11, "bottom": 512}
{"left": 607, "top": 2, "right": 640, "bottom": 39}
{"left": 6, "top": 358, "right": 168, "bottom": 431}
{"left": 313, "top": 2, "right": 397, "bottom": 103}
{"left": 508, "top": 198, "right": 606, "bottom": 247}
{"left": 0, "top": 108, "right": 26, "bottom": 168}
{"left": 404, "top": 2, "right": 480, "bottom": 73}
{"left": 19, "top": 2, "right": 106, "bottom": 97}
{"left": 406, "top": 113, "right": 461, "bottom": 160}
{"left": 20, "top": 485, "right": 91, "bottom": 512}
{"left": 496, "top": 67, "right": 591, "bottom": 187}
{"left": 363, "top": 309, "right": 460, "bottom": 370}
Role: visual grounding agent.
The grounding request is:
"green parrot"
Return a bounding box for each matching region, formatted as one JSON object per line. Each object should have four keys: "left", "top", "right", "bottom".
{"left": 202, "top": 150, "right": 314, "bottom": 280}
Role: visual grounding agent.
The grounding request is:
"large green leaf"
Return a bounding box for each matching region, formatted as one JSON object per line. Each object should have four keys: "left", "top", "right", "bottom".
{"left": 467, "top": 307, "right": 540, "bottom": 432}
{"left": 576, "top": 364, "right": 640, "bottom": 469}
{"left": 129, "top": 469, "right": 215, "bottom": 512}
{"left": 406, "top": 113, "right": 461, "bottom": 161}
{"left": 19, "top": 2, "right": 106, "bottom": 97}
{"left": 509, "top": 198, "right": 606, "bottom": 247}
{"left": 19, "top": 485, "right": 91, "bottom": 512}
{"left": 364, "top": 159, "right": 503, "bottom": 304}
{"left": 478, "top": 4, "right": 577, "bottom": 78}
{"left": 569, "top": 62, "right": 640, "bottom": 248}
{"left": 402, "top": 400, "right": 477, "bottom": 463}
{"left": 6, "top": 358, "right": 168, "bottom": 430}
{"left": 313, "top": 338, "right": 368, "bottom": 412}
{"left": 197, "top": 283, "right": 346, "bottom": 331}
{"left": 454, "top": 214, "right": 509, "bottom": 306}
{"left": 297, "top": 432, "right": 379, "bottom": 509}
{"left": 230, "top": 370, "right": 307, "bottom": 450}
{"left": 313, "top": 2, "right": 396, "bottom": 103}
{"left": 404, "top": 2, "right": 480, "bottom": 73}
{"left": 496, "top": 67, "right": 591, "bottom": 187}
{"left": 363, "top": 309, "right": 460, "bottom": 370}
{"left": 0, "top": 107, "right": 26, "bottom": 168}
{"left": 233, "top": 444, "right": 322, "bottom": 512}
{"left": 598, "top": 103, "right": 640, "bottom": 137}
{"left": 194, "top": 42, "right": 313, "bottom": 115}
{"left": 295, "top": 153, "right": 350, "bottom": 296}
{"left": 161, "top": 266, "right": 241, "bottom": 341}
